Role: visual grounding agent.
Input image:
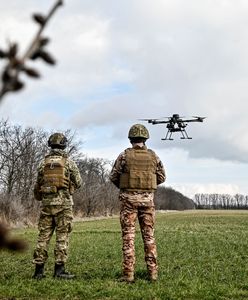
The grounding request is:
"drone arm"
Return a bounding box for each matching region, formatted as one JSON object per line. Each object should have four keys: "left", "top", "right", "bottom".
{"left": 183, "top": 119, "right": 201, "bottom": 123}
{"left": 184, "top": 117, "right": 205, "bottom": 123}
{"left": 151, "top": 120, "right": 170, "bottom": 124}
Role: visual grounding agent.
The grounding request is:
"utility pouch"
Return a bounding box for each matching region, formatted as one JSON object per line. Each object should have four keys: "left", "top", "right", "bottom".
{"left": 40, "top": 186, "right": 57, "bottom": 194}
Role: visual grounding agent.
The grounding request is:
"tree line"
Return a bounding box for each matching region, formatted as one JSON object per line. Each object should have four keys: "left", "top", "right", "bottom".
{"left": 0, "top": 119, "right": 198, "bottom": 225}
{"left": 4, "top": 119, "right": 247, "bottom": 225}
{"left": 194, "top": 193, "right": 248, "bottom": 209}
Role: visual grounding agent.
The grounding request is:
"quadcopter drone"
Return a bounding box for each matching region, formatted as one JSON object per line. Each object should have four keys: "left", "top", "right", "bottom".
{"left": 140, "top": 114, "right": 205, "bottom": 140}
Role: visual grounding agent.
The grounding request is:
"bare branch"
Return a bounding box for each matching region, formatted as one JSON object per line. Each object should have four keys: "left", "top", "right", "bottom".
{"left": 0, "top": 0, "right": 63, "bottom": 103}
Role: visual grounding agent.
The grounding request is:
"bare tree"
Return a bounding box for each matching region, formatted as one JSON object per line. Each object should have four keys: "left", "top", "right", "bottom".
{"left": 74, "top": 157, "right": 118, "bottom": 216}
{"left": 0, "top": 120, "right": 47, "bottom": 222}
{"left": 0, "top": 120, "right": 84, "bottom": 223}
{"left": 194, "top": 193, "right": 248, "bottom": 209}
{"left": 234, "top": 194, "right": 245, "bottom": 208}
{"left": 0, "top": 120, "right": 47, "bottom": 196}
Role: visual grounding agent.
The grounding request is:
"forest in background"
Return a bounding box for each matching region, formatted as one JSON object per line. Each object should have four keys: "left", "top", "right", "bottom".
{"left": 0, "top": 119, "right": 247, "bottom": 226}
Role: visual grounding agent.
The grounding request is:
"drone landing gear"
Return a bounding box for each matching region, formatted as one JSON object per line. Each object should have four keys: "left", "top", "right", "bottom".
{"left": 180, "top": 129, "right": 192, "bottom": 140}
{"left": 161, "top": 129, "right": 193, "bottom": 140}
{"left": 162, "top": 130, "right": 173, "bottom": 141}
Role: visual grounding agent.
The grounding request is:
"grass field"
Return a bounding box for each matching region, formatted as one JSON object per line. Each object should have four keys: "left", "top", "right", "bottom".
{"left": 1, "top": 210, "right": 248, "bottom": 299}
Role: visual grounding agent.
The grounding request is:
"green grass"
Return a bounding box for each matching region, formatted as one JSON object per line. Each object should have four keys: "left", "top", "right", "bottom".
{"left": 2, "top": 210, "right": 248, "bottom": 299}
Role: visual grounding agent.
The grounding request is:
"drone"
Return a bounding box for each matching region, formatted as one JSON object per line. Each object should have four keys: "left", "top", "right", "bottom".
{"left": 140, "top": 114, "right": 205, "bottom": 140}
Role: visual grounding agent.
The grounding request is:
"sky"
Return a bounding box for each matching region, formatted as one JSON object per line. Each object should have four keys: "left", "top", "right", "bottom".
{"left": 0, "top": 0, "right": 247, "bottom": 198}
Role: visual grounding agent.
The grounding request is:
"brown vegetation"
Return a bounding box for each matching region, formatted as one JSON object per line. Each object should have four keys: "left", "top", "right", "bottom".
{"left": 0, "top": 222, "right": 27, "bottom": 251}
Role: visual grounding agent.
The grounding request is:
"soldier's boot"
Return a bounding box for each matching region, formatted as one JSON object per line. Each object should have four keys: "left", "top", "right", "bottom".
{"left": 148, "top": 270, "right": 158, "bottom": 282}
{"left": 32, "top": 264, "right": 46, "bottom": 280}
{"left": 121, "top": 271, "right": 134, "bottom": 283}
{"left": 53, "top": 263, "right": 75, "bottom": 279}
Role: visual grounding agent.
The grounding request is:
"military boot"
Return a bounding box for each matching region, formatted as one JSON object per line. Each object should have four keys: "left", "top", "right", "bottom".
{"left": 120, "top": 271, "right": 134, "bottom": 283}
{"left": 53, "top": 263, "right": 75, "bottom": 279}
{"left": 32, "top": 264, "right": 45, "bottom": 280}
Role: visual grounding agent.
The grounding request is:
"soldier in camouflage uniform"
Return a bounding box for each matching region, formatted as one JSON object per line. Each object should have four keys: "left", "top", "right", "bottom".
{"left": 109, "top": 124, "right": 166, "bottom": 283}
{"left": 32, "top": 133, "right": 82, "bottom": 279}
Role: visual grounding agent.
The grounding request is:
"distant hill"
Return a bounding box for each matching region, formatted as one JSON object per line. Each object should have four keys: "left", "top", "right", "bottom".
{"left": 154, "top": 186, "right": 195, "bottom": 210}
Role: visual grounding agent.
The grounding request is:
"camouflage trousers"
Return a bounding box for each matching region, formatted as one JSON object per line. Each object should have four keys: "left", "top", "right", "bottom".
{"left": 120, "top": 198, "right": 157, "bottom": 274}
{"left": 33, "top": 205, "right": 73, "bottom": 265}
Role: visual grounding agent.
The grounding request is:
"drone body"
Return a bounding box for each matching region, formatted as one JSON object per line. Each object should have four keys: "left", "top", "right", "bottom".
{"left": 141, "top": 114, "right": 205, "bottom": 140}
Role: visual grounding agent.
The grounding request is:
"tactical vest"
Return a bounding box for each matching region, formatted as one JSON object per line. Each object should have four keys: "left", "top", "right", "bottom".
{"left": 119, "top": 148, "right": 157, "bottom": 191}
{"left": 40, "top": 155, "right": 70, "bottom": 194}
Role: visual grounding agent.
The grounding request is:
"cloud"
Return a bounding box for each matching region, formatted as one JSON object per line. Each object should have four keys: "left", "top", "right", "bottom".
{"left": 171, "top": 183, "right": 241, "bottom": 199}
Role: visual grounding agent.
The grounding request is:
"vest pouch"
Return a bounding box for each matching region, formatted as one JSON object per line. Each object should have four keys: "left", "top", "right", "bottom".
{"left": 129, "top": 171, "right": 156, "bottom": 190}
{"left": 120, "top": 171, "right": 157, "bottom": 190}
{"left": 40, "top": 186, "right": 57, "bottom": 194}
{"left": 120, "top": 173, "right": 129, "bottom": 189}
{"left": 42, "top": 156, "right": 70, "bottom": 191}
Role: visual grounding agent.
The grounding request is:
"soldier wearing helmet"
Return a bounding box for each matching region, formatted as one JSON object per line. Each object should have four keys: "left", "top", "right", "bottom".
{"left": 109, "top": 124, "right": 166, "bottom": 282}
{"left": 32, "top": 133, "right": 82, "bottom": 279}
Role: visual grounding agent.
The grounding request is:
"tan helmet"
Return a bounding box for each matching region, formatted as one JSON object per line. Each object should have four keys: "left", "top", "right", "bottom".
{"left": 128, "top": 124, "right": 150, "bottom": 139}
{"left": 48, "top": 133, "right": 67, "bottom": 149}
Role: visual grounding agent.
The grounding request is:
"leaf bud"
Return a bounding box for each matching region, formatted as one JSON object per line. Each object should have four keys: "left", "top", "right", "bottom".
{"left": 1, "top": 70, "right": 11, "bottom": 83}
{"left": 32, "top": 14, "right": 46, "bottom": 26}
{"left": 39, "top": 51, "right": 56, "bottom": 65}
{"left": 39, "top": 37, "right": 50, "bottom": 47}
{"left": 23, "top": 67, "right": 41, "bottom": 78}
{"left": 8, "top": 43, "right": 18, "bottom": 58}
{"left": 12, "top": 80, "right": 24, "bottom": 91}
{"left": 0, "top": 49, "right": 7, "bottom": 58}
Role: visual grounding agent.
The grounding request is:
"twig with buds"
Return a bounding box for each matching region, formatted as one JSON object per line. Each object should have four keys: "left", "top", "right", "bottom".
{"left": 0, "top": 0, "right": 63, "bottom": 102}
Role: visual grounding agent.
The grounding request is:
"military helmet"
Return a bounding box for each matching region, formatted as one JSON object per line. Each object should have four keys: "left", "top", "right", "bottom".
{"left": 128, "top": 124, "right": 150, "bottom": 139}
{"left": 48, "top": 133, "right": 67, "bottom": 149}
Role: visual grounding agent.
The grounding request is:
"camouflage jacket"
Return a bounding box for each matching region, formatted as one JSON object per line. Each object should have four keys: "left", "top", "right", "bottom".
{"left": 34, "top": 149, "right": 82, "bottom": 206}
{"left": 109, "top": 144, "right": 166, "bottom": 203}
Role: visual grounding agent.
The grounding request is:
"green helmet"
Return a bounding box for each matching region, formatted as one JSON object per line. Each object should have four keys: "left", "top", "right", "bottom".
{"left": 48, "top": 133, "right": 67, "bottom": 149}
{"left": 128, "top": 124, "right": 150, "bottom": 139}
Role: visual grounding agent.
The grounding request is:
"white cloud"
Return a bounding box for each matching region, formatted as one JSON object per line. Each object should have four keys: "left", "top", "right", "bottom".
{"left": 171, "top": 183, "right": 241, "bottom": 199}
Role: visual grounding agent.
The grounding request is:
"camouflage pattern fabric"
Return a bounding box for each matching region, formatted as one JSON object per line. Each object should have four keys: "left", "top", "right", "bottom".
{"left": 110, "top": 143, "right": 166, "bottom": 277}
{"left": 120, "top": 195, "right": 157, "bottom": 274}
{"left": 33, "top": 148, "right": 82, "bottom": 265}
{"left": 128, "top": 124, "right": 150, "bottom": 139}
{"left": 48, "top": 133, "right": 67, "bottom": 148}
{"left": 33, "top": 206, "right": 73, "bottom": 264}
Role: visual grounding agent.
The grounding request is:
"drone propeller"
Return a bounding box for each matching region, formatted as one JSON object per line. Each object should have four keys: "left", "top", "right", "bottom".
{"left": 139, "top": 117, "right": 168, "bottom": 120}
{"left": 192, "top": 116, "right": 206, "bottom": 122}
{"left": 139, "top": 117, "right": 166, "bottom": 122}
